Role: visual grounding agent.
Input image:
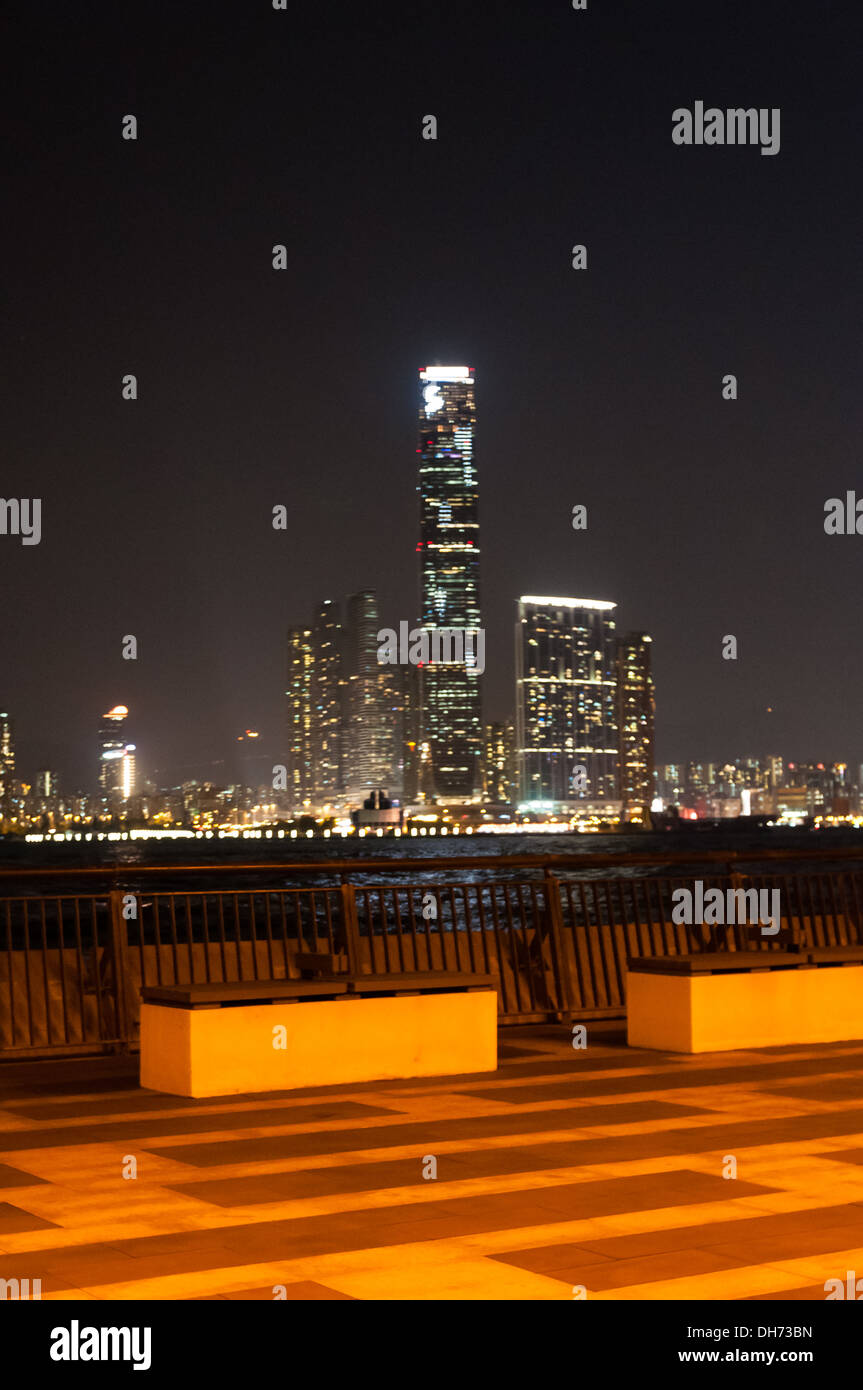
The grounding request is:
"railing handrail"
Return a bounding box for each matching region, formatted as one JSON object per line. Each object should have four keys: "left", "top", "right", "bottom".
{"left": 3, "top": 857, "right": 862, "bottom": 1054}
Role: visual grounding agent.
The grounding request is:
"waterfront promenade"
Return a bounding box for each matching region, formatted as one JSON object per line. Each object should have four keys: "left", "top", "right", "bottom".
{"left": 2, "top": 1023, "right": 862, "bottom": 1300}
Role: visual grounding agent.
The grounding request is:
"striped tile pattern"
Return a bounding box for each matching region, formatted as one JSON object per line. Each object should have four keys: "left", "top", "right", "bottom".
{"left": 1, "top": 1025, "right": 862, "bottom": 1300}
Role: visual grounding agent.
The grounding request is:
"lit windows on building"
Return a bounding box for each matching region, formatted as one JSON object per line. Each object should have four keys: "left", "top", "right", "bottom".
{"left": 615, "top": 632, "right": 655, "bottom": 821}
{"left": 515, "top": 597, "right": 619, "bottom": 807}
{"left": 98, "top": 705, "right": 135, "bottom": 803}
{"left": 285, "top": 627, "right": 313, "bottom": 812}
{"left": 417, "top": 365, "right": 482, "bottom": 800}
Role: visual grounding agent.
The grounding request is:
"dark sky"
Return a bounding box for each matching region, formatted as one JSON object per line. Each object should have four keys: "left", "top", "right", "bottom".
{"left": 2, "top": 0, "right": 862, "bottom": 790}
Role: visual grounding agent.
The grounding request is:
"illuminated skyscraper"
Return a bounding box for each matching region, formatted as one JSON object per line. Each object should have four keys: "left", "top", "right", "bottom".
{"left": 342, "top": 590, "right": 392, "bottom": 801}
{"left": 417, "top": 365, "right": 482, "bottom": 800}
{"left": 482, "top": 720, "right": 516, "bottom": 805}
{"left": 310, "top": 599, "right": 343, "bottom": 806}
{"left": 285, "top": 627, "right": 313, "bottom": 812}
{"left": 515, "top": 597, "right": 619, "bottom": 807}
{"left": 0, "top": 712, "right": 14, "bottom": 812}
{"left": 98, "top": 705, "right": 135, "bottom": 803}
{"left": 35, "top": 768, "right": 59, "bottom": 800}
{"left": 615, "top": 632, "right": 655, "bottom": 823}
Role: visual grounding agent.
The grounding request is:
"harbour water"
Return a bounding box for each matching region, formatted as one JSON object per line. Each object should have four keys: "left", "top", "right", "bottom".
{"left": 1, "top": 825, "right": 861, "bottom": 889}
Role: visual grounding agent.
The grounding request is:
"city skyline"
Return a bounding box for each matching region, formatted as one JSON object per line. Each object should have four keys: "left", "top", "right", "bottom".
{"left": 3, "top": 5, "right": 863, "bottom": 790}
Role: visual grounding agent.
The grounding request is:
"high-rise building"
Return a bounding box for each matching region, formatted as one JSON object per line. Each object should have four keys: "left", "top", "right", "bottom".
{"left": 515, "top": 596, "right": 619, "bottom": 807}
{"left": 35, "top": 768, "right": 58, "bottom": 798}
{"left": 372, "top": 660, "right": 419, "bottom": 804}
{"left": 0, "top": 712, "right": 14, "bottom": 805}
{"left": 310, "top": 600, "right": 343, "bottom": 807}
{"left": 417, "top": 365, "right": 482, "bottom": 800}
{"left": 483, "top": 720, "right": 516, "bottom": 805}
{"left": 395, "top": 663, "right": 421, "bottom": 804}
{"left": 288, "top": 596, "right": 418, "bottom": 814}
{"left": 615, "top": 632, "right": 655, "bottom": 823}
{"left": 285, "top": 627, "right": 313, "bottom": 813}
{"left": 658, "top": 763, "right": 684, "bottom": 802}
{"left": 98, "top": 705, "right": 135, "bottom": 803}
{"left": 342, "top": 590, "right": 392, "bottom": 802}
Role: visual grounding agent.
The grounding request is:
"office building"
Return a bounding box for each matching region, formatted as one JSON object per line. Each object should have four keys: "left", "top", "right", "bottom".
{"left": 483, "top": 720, "right": 516, "bottom": 805}
{"left": 310, "top": 600, "right": 343, "bottom": 807}
{"left": 417, "top": 365, "right": 482, "bottom": 800}
{"left": 342, "top": 590, "right": 392, "bottom": 801}
{"left": 616, "top": 632, "right": 655, "bottom": 822}
{"left": 285, "top": 626, "right": 313, "bottom": 813}
{"left": 515, "top": 596, "right": 618, "bottom": 808}
{"left": 0, "top": 712, "right": 14, "bottom": 804}
{"left": 98, "top": 705, "right": 135, "bottom": 802}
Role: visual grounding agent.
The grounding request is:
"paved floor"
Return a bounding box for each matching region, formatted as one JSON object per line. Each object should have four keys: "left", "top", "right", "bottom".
{"left": 1, "top": 1024, "right": 862, "bottom": 1300}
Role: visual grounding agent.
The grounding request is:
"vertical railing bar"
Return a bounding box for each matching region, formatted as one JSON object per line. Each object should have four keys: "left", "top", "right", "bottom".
{"left": 847, "top": 872, "right": 863, "bottom": 947}
{"left": 263, "top": 891, "right": 276, "bottom": 978}
{"left": 39, "top": 898, "right": 54, "bottom": 1046}
{"left": 215, "top": 894, "right": 228, "bottom": 981}
{"left": 487, "top": 885, "right": 509, "bottom": 1015}
{"left": 185, "top": 893, "right": 195, "bottom": 981}
{"left": 362, "top": 889, "right": 374, "bottom": 971}
{"left": 379, "top": 887, "right": 394, "bottom": 972}
{"left": 605, "top": 880, "right": 624, "bottom": 1006}
{"left": 277, "top": 891, "right": 292, "bottom": 975}
{"left": 805, "top": 873, "right": 821, "bottom": 949}
{"left": 5, "top": 900, "right": 16, "bottom": 1047}
{"left": 199, "top": 895, "right": 212, "bottom": 984}
{"left": 423, "top": 885, "right": 436, "bottom": 965}
{"left": 502, "top": 884, "right": 522, "bottom": 1010}
{"left": 591, "top": 883, "right": 611, "bottom": 1009}
{"left": 405, "top": 886, "right": 419, "bottom": 967}
{"left": 322, "top": 889, "right": 336, "bottom": 959}
{"left": 392, "top": 887, "right": 408, "bottom": 973}
{"left": 446, "top": 885, "right": 459, "bottom": 971}
{"left": 90, "top": 898, "right": 105, "bottom": 1043}
{"left": 231, "top": 894, "right": 244, "bottom": 980}
{"left": 575, "top": 881, "right": 598, "bottom": 1010}
{"left": 249, "top": 892, "right": 260, "bottom": 980}
{"left": 566, "top": 883, "right": 586, "bottom": 1013}
{"left": 23, "top": 899, "right": 34, "bottom": 1047}
{"left": 462, "top": 884, "right": 480, "bottom": 974}
{"left": 628, "top": 878, "right": 647, "bottom": 958}
{"left": 293, "top": 891, "right": 304, "bottom": 955}
{"left": 826, "top": 872, "right": 843, "bottom": 946}
{"left": 529, "top": 883, "right": 543, "bottom": 1008}
{"left": 310, "top": 890, "right": 320, "bottom": 953}
{"left": 73, "top": 898, "right": 86, "bottom": 1041}
{"left": 474, "top": 884, "right": 492, "bottom": 976}
{"left": 57, "top": 898, "right": 70, "bottom": 1044}
{"left": 517, "top": 884, "right": 537, "bottom": 1011}
{"left": 135, "top": 892, "right": 147, "bottom": 989}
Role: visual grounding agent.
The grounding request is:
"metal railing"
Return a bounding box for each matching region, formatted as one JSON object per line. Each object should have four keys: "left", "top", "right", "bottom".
{"left": 2, "top": 849, "right": 863, "bottom": 1054}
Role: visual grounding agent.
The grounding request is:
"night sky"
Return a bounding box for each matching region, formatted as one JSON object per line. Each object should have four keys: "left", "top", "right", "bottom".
{"left": 3, "top": 0, "right": 862, "bottom": 791}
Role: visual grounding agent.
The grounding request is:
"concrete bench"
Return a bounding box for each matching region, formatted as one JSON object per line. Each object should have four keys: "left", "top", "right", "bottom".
{"left": 140, "top": 974, "right": 497, "bottom": 1097}
{"left": 627, "top": 950, "right": 863, "bottom": 1053}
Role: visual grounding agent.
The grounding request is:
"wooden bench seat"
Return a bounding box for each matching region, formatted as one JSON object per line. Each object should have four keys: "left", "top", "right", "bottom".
{"left": 141, "top": 973, "right": 494, "bottom": 1008}
{"left": 627, "top": 950, "right": 863, "bottom": 1053}
{"left": 627, "top": 952, "right": 805, "bottom": 976}
{"left": 629, "top": 949, "right": 863, "bottom": 976}
{"left": 327, "top": 972, "right": 493, "bottom": 995}
{"left": 140, "top": 972, "right": 498, "bottom": 1097}
{"left": 141, "top": 980, "right": 350, "bottom": 1008}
